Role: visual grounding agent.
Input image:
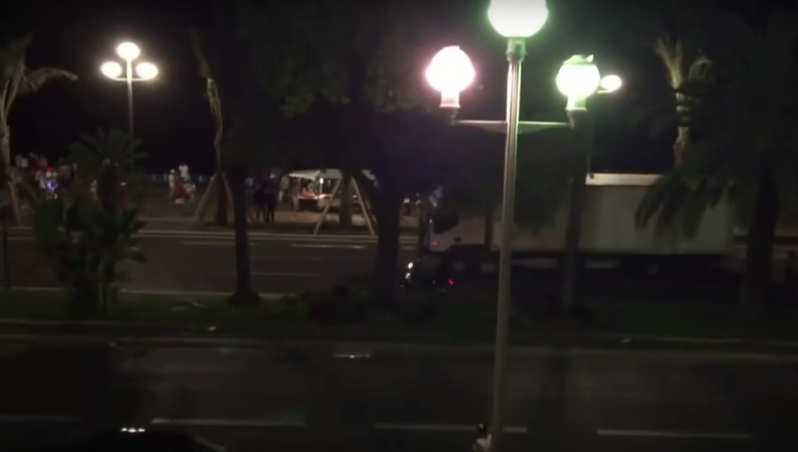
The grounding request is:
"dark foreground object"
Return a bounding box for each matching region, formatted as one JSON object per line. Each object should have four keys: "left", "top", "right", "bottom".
{"left": 1, "top": 342, "right": 796, "bottom": 452}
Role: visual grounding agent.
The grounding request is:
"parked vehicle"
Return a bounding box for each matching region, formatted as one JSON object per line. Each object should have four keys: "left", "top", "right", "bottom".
{"left": 407, "top": 173, "right": 735, "bottom": 285}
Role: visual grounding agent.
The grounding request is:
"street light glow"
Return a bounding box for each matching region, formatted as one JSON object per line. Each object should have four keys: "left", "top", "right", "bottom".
{"left": 101, "top": 61, "right": 123, "bottom": 78}
{"left": 116, "top": 42, "right": 141, "bottom": 61}
{"left": 487, "top": 0, "right": 549, "bottom": 39}
{"left": 426, "top": 46, "right": 475, "bottom": 110}
{"left": 556, "top": 54, "right": 601, "bottom": 100}
{"left": 600, "top": 74, "right": 623, "bottom": 93}
{"left": 426, "top": 46, "right": 474, "bottom": 93}
{"left": 135, "top": 62, "right": 158, "bottom": 80}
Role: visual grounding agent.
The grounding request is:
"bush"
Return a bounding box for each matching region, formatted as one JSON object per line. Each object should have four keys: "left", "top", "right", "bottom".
{"left": 32, "top": 197, "right": 145, "bottom": 315}
{"left": 30, "top": 128, "right": 147, "bottom": 316}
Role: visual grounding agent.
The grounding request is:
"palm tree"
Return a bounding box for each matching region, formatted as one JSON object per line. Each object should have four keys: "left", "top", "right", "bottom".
{"left": 637, "top": 7, "right": 798, "bottom": 320}
{"left": 0, "top": 35, "right": 77, "bottom": 224}
{"left": 188, "top": 31, "right": 233, "bottom": 226}
{"left": 652, "top": 37, "right": 712, "bottom": 166}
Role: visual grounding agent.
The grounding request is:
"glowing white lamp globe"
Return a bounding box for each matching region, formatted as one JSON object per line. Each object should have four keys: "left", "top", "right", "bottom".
{"left": 425, "top": 46, "right": 475, "bottom": 109}
{"left": 487, "top": 0, "right": 549, "bottom": 39}
{"left": 599, "top": 74, "right": 622, "bottom": 92}
{"left": 101, "top": 61, "right": 123, "bottom": 78}
{"left": 136, "top": 62, "right": 158, "bottom": 80}
{"left": 556, "top": 55, "right": 601, "bottom": 104}
{"left": 116, "top": 42, "right": 141, "bottom": 61}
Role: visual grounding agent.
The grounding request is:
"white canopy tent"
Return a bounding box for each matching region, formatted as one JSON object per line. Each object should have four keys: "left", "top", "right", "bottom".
{"left": 288, "top": 169, "right": 376, "bottom": 181}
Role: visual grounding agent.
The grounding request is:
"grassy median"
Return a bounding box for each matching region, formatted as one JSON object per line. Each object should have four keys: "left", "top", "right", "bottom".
{"left": 2, "top": 287, "right": 798, "bottom": 343}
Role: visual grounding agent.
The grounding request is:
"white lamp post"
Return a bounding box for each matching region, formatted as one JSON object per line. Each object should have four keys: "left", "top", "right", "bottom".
{"left": 101, "top": 42, "right": 159, "bottom": 135}
{"left": 426, "top": 2, "right": 570, "bottom": 451}
{"left": 556, "top": 55, "right": 622, "bottom": 308}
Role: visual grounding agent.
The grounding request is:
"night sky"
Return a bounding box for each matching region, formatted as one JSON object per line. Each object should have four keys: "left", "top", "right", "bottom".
{"left": 4, "top": 0, "right": 757, "bottom": 176}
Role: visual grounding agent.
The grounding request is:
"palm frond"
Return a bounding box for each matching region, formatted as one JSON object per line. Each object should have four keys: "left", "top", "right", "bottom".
{"left": 654, "top": 37, "right": 684, "bottom": 89}
{"left": 19, "top": 68, "right": 77, "bottom": 96}
{"left": 189, "top": 31, "right": 213, "bottom": 83}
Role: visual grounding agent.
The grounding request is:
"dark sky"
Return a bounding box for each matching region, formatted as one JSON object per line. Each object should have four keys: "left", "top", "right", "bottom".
{"left": 3, "top": 1, "right": 714, "bottom": 176}
{"left": 5, "top": 2, "right": 213, "bottom": 173}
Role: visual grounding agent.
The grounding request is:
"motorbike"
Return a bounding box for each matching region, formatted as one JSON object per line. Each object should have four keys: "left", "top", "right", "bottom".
{"left": 473, "top": 423, "right": 492, "bottom": 452}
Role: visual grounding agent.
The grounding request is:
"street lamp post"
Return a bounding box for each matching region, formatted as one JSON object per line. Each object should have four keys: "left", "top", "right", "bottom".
{"left": 556, "top": 55, "right": 622, "bottom": 309}
{"left": 426, "top": 1, "right": 567, "bottom": 450}
{"left": 101, "top": 42, "right": 159, "bottom": 136}
{"left": 427, "top": 44, "right": 622, "bottom": 452}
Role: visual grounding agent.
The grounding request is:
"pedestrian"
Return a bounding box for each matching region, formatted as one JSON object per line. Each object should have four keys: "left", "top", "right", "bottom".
{"left": 290, "top": 182, "right": 300, "bottom": 211}
{"left": 265, "top": 180, "right": 277, "bottom": 224}
{"left": 253, "top": 182, "right": 267, "bottom": 224}
{"left": 167, "top": 170, "right": 176, "bottom": 202}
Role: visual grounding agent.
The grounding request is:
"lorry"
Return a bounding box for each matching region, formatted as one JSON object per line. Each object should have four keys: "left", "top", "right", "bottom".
{"left": 408, "top": 173, "right": 735, "bottom": 281}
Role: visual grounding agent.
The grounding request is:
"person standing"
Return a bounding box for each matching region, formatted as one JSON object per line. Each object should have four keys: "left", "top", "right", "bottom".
{"left": 167, "top": 170, "right": 176, "bottom": 202}
{"left": 252, "top": 182, "right": 266, "bottom": 224}
{"left": 265, "top": 179, "right": 277, "bottom": 224}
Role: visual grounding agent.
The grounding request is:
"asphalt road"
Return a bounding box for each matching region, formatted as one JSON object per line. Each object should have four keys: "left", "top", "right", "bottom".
{"left": 2, "top": 228, "right": 795, "bottom": 296}
{"left": 1, "top": 232, "right": 418, "bottom": 293}
{"left": 0, "top": 343, "right": 795, "bottom": 452}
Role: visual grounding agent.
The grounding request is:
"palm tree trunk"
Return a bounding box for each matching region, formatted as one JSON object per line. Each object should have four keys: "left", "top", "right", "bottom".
{"left": 673, "top": 128, "right": 690, "bottom": 166}
{"left": 0, "top": 123, "right": 21, "bottom": 225}
{"left": 339, "top": 173, "right": 353, "bottom": 230}
{"left": 739, "top": 173, "right": 778, "bottom": 320}
{"left": 369, "top": 189, "right": 403, "bottom": 305}
{"left": 227, "top": 165, "right": 259, "bottom": 306}
{"left": 213, "top": 175, "right": 228, "bottom": 225}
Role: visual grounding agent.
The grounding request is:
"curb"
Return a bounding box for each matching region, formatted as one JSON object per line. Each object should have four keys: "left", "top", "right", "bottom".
{"left": 8, "top": 227, "right": 417, "bottom": 243}
{"left": 3, "top": 287, "right": 290, "bottom": 298}
{"left": 0, "top": 333, "right": 795, "bottom": 361}
{"left": 0, "top": 319, "right": 797, "bottom": 360}
{"left": 3, "top": 316, "right": 797, "bottom": 349}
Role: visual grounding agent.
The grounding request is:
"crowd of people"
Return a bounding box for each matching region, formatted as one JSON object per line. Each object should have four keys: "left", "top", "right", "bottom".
{"left": 12, "top": 153, "right": 76, "bottom": 201}
{"left": 166, "top": 164, "right": 196, "bottom": 207}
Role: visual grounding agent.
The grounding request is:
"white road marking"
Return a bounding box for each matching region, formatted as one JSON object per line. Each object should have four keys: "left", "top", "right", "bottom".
{"left": 374, "top": 423, "right": 527, "bottom": 434}
{"left": 252, "top": 255, "right": 279, "bottom": 260}
{"left": 180, "top": 241, "right": 241, "bottom": 246}
{"left": 0, "top": 414, "right": 81, "bottom": 423}
{"left": 291, "top": 243, "right": 367, "bottom": 249}
{"left": 247, "top": 271, "right": 321, "bottom": 277}
{"left": 151, "top": 418, "right": 304, "bottom": 428}
{"left": 596, "top": 428, "right": 753, "bottom": 440}
{"left": 6, "top": 237, "right": 33, "bottom": 242}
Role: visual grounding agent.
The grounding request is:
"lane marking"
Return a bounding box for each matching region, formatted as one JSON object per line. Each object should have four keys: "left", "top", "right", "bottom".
{"left": 151, "top": 418, "right": 304, "bottom": 428}
{"left": 180, "top": 241, "right": 241, "bottom": 246}
{"left": 596, "top": 428, "right": 753, "bottom": 440}
{"left": 247, "top": 271, "right": 321, "bottom": 277}
{"left": 0, "top": 414, "right": 81, "bottom": 423}
{"left": 375, "top": 423, "right": 527, "bottom": 434}
{"left": 291, "top": 244, "right": 367, "bottom": 250}
{"left": 253, "top": 255, "right": 325, "bottom": 261}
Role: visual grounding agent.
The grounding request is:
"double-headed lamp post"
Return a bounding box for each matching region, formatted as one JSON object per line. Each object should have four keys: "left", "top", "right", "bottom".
{"left": 425, "top": 2, "right": 622, "bottom": 449}
{"left": 556, "top": 55, "right": 622, "bottom": 308}
{"left": 427, "top": 1, "right": 563, "bottom": 450}
{"left": 100, "top": 42, "right": 159, "bottom": 136}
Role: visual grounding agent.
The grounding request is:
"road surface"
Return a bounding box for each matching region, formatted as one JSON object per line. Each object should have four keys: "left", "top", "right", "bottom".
{"left": 2, "top": 228, "right": 795, "bottom": 296}
{"left": 0, "top": 342, "right": 794, "bottom": 451}
{"left": 1, "top": 231, "right": 418, "bottom": 294}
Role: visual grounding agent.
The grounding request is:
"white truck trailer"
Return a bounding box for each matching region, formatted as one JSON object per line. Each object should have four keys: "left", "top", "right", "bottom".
{"left": 414, "top": 173, "right": 734, "bottom": 276}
